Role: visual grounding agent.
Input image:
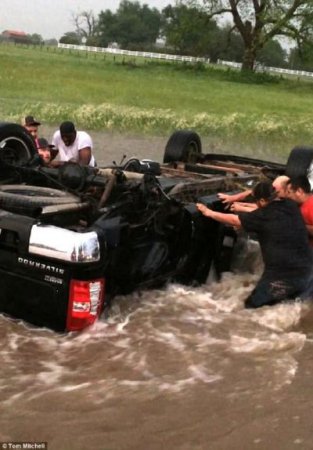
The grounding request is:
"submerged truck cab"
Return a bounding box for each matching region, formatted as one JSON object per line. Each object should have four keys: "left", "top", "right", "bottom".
{"left": 0, "top": 211, "right": 105, "bottom": 331}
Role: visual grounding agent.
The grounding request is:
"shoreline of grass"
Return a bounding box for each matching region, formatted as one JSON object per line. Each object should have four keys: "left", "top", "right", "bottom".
{"left": 1, "top": 99, "right": 311, "bottom": 161}
{"left": 1, "top": 44, "right": 313, "bottom": 160}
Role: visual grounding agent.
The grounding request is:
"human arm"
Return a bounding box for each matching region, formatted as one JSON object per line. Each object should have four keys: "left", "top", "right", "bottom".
{"left": 78, "top": 147, "right": 92, "bottom": 165}
{"left": 217, "top": 189, "right": 252, "bottom": 205}
{"left": 49, "top": 159, "right": 64, "bottom": 167}
{"left": 50, "top": 131, "right": 62, "bottom": 166}
{"left": 77, "top": 132, "right": 93, "bottom": 166}
{"left": 196, "top": 203, "right": 242, "bottom": 227}
{"left": 230, "top": 201, "right": 258, "bottom": 212}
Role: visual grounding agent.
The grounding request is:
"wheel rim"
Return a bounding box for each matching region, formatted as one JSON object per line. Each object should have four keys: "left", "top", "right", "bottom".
{"left": 185, "top": 141, "right": 200, "bottom": 163}
{"left": 0, "top": 136, "right": 32, "bottom": 165}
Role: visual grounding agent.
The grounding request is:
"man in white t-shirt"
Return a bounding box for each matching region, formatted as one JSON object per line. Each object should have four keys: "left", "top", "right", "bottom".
{"left": 52, "top": 121, "right": 95, "bottom": 166}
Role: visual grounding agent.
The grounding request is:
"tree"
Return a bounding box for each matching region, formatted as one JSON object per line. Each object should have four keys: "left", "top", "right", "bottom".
{"left": 162, "top": 4, "right": 219, "bottom": 57}
{"left": 59, "top": 32, "right": 82, "bottom": 45}
{"left": 190, "top": 0, "right": 313, "bottom": 71}
{"left": 214, "top": 25, "right": 245, "bottom": 62}
{"left": 97, "top": 10, "right": 116, "bottom": 47}
{"left": 97, "top": 1, "right": 161, "bottom": 49}
{"left": 28, "top": 33, "right": 43, "bottom": 45}
{"left": 257, "top": 39, "right": 287, "bottom": 68}
{"left": 288, "top": 41, "right": 313, "bottom": 70}
{"left": 44, "top": 38, "right": 58, "bottom": 46}
{"left": 72, "top": 10, "right": 99, "bottom": 45}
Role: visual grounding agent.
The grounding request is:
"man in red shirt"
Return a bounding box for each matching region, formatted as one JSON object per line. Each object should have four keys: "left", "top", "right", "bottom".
{"left": 287, "top": 176, "right": 313, "bottom": 246}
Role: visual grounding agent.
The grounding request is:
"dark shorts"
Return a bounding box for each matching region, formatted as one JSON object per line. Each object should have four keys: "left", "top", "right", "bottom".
{"left": 245, "top": 272, "right": 313, "bottom": 309}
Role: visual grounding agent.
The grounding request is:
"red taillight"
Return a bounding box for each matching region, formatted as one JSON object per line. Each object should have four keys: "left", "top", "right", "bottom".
{"left": 66, "top": 278, "right": 105, "bottom": 331}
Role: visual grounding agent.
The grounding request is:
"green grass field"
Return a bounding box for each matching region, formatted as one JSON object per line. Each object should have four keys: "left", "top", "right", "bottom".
{"left": 1, "top": 43, "right": 313, "bottom": 160}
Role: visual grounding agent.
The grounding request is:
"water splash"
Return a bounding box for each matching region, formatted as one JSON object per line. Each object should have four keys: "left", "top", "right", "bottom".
{"left": 0, "top": 263, "right": 311, "bottom": 404}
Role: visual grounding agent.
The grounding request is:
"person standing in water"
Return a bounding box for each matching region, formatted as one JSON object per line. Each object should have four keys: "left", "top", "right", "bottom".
{"left": 197, "top": 181, "right": 313, "bottom": 308}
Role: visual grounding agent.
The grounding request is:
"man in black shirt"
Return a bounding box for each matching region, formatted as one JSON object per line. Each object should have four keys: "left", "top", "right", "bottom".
{"left": 197, "top": 181, "right": 313, "bottom": 308}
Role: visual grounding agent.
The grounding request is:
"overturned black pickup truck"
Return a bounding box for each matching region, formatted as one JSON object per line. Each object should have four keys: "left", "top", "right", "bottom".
{"left": 0, "top": 123, "right": 311, "bottom": 332}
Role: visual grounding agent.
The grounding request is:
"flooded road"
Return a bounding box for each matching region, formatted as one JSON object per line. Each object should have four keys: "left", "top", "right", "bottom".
{"left": 1, "top": 266, "right": 313, "bottom": 450}
{"left": 1, "top": 132, "right": 313, "bottom": 450}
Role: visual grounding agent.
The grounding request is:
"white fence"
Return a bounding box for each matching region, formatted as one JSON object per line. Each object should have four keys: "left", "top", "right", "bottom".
{"left": 58, "top": 43, "right": 313, "bottom": 78}
{"left": 58, "top": 43, "right": 207, "bottom": 64}
{"left": 216, "top": 59, "right": 313, "bottom": 78}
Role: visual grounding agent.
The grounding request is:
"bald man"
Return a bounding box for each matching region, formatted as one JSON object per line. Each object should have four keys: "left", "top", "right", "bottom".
{"left": 272, "top": 175, "right": 290, "bottom": 198}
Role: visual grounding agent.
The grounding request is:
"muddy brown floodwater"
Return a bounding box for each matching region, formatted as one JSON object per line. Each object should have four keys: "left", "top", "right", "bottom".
{"left": 41, "top": 125, "right": 169, "bottom": 165}
{"left": 1, "top": 130, "right": 313, "bottom": 450}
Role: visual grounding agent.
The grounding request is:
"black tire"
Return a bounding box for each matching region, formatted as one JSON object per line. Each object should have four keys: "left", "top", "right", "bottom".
{"left": 163, "top": 130, "right": 202, "bottom": 164}
{"left": 0, "top": 122, "right": 37, "bottom": 166}
{"left": 0, "top": 185, "right": 80, "bottom": 208}
{"left": 285, "top": 146, "right": 313, "bottom": 180}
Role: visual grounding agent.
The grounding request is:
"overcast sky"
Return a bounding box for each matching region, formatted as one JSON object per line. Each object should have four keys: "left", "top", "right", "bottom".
{"left": 1, "top": 0, "right": 172, "bottom": 40}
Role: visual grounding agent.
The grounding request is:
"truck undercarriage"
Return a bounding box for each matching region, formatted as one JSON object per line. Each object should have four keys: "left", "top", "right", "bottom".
{"left": 0, "top": 123, "right": 309, "bottom": 331}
